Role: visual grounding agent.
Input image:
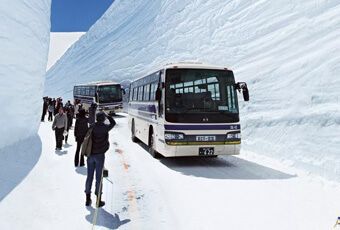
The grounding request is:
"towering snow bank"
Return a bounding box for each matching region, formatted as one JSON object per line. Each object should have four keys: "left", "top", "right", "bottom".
{"left": 47, "top": 32, "right": 85, "bottom": 70}
{"left": 0, "top": 0, "right": 51, "bottom": 149}
{"left": 46, "top": 1, "right": 340, "bottom": 180}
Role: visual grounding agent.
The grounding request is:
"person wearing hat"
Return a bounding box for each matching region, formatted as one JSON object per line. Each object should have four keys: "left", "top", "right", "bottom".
{"left": 74, "top": 109, "right": 88, "bottom": 167}
{"left": 85, "top": 111, "right": 116, "bottom": 207}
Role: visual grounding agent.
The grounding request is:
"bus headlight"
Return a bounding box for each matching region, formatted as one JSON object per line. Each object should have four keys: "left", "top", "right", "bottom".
{"left": 226, "top": 132, "right": 241, "bottom": 139}
{"left": 165, "top": 132, "right": 185, "bottom": 140}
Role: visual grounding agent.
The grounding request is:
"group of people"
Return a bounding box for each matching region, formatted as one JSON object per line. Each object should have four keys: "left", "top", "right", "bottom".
{"left": 41, "top": 97, "right": 116, "bottom": 208}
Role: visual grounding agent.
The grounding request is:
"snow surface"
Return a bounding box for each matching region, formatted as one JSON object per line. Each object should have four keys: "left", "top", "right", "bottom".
{"left": 45, "top": 0, "right": 340, "bottom": 182}
{"left": 47, "top": 32, "right": 85, "bottom": 70}
{"left": 0, "top": 0, "right": 51, "bottom": 149}
{"left": 1, "top": 115, "right": 340, "bottom": 230}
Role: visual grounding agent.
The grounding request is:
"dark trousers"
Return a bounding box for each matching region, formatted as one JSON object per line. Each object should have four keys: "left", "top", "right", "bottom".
{"left": 41, "top": 112, "right": 46, "bottom": 121}
{"left": 75, "top": 141, "right": 85, "bottom": 166}
{"left": 65, "top": 126, "right": 70, "bottom": 143}
{"left": 85, "top": 154, "right": 105, "bottom": 195}
{"left": 55, "top": 127, "right": 65, "bottom": 149}
{"left": 48, "top": 112, "right": 53, "bottom": 121}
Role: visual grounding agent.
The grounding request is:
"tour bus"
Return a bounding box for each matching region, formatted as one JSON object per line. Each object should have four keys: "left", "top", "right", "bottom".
{"left": 128, "top": 62, "right": 249, "bottom": 158}
{"left": 73, "top": 81, "right": 124, "bottom": 114}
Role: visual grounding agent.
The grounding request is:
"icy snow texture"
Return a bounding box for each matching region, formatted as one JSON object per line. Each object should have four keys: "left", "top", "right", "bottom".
{"left": 0, "top": 0, "right": 51, "bottom": 149}
{"left": 46, "top": 0, "right": 340, "bottom": 181}
{"left": 47, "top": 32, "right": 85, "bottom": 70}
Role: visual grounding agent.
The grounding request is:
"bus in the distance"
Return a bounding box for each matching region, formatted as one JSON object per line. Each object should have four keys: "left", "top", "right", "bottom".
{"left": 128, "top": 62, "right": 249, "bottom": 158}
{"left": 73, "top": 81, "right": 125, "bottom": 115}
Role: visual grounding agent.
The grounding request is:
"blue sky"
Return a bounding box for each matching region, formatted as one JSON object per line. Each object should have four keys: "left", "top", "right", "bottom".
{"left": 51, "top": 0, "right": 114, "bottom": 32}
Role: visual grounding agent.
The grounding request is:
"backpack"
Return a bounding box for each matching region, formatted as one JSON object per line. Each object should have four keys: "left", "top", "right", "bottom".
{"left": 81, "top": 126, "right": 94, "bottom": 157}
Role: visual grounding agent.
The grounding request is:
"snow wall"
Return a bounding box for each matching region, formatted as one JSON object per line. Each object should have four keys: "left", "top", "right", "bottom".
{"left": 0, "top": 0, "right": 51, "bottom": 149}
{"left": 45, "top": 0, "right": 340, "bottom": 181}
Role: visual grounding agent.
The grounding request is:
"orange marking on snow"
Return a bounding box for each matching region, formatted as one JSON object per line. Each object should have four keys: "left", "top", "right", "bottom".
{"left": 123, "top": 163, "right": 130, "bottom": 171}
{"left": 117, "top": 147, "right": 141, "bottom": 228}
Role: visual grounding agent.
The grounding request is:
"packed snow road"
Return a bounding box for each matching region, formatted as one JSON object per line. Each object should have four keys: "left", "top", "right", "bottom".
{"left": 0, "top": 113, "right": 339, "bottom": 230}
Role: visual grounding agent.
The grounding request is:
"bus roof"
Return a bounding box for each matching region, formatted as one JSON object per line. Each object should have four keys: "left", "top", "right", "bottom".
{"left": 164, "top": 62, "right": 230, "bottom": 70}
{"left": 130, "top": 62, "right": 232, "bottom": 86}
{"left": 74, "top": 81, "right": 120, "bottom": 87}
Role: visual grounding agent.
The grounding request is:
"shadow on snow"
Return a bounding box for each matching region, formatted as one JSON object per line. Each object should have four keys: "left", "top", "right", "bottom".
{"left": 75, "top": 166, "right": 87, "bottom": 176}
{"left": 0, "top": 135, "right": 42, "bottom": 201}
{"left": 135, "top": 140, "right": 294, "bottom": 180}
{"left": 159, "top": 155, "right": 296, "bottom": 180}
{"left": 86, "top": 206, "right": 131, "bottom": 229}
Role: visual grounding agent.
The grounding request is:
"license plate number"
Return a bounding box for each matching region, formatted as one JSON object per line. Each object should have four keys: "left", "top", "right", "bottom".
{"left": 199, "top": 147, "right": 215, "bottom": 156}
{"left": 196, "top": 136, "right": 216, "bottom": 141}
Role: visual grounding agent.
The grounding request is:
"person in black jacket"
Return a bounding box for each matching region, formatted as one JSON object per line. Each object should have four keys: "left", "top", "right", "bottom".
{"left": 74, "top": 109, "right": 88, "bottom": 167}
{"left": 41, "top": 97, "right": 48, "bottom": 122}
{"left": 85, "top": 111, "right": 115, "bottom": 207}
{"left": 64, "top": 106, "right": 73, "bottom": 144}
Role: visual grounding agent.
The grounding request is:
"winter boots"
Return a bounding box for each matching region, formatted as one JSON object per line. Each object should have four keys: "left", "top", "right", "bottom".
{"left": 85, "top": 194, "right": 92, "bottom": 206}
{"left": 85, "top": 194, "right": 105, "bottom": 208}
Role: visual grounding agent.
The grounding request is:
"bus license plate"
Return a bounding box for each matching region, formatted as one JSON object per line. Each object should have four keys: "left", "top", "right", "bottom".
{"left": 199, "top": 147, "right": 215, "bottom": 156}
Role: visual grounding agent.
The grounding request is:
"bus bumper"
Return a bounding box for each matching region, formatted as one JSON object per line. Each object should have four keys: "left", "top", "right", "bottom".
{"left": 162, "top": 143, "right": 241, "bottom": 157}
{"left": 100, "top": 107, "right": 123, "bottom": 114}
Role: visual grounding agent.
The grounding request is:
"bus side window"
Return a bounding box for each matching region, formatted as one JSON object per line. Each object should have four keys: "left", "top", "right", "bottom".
{"left": 150, "top": 82, "right": 157, "bottom": 101}
{"left": 129, "top": 87, "right": 133, "bottom": 101}
{"left": 144, "top": 84, "right": 150, "bottom": 101}
{"left": 133, "top": 87, "right": 137, "bottom": 101}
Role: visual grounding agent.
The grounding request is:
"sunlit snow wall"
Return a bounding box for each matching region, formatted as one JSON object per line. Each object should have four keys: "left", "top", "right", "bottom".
{"left": 46, "top": 0, "right": 340, "bottom": 181}
{"left": 0, "top": 0, "right": 51, "bottom": 149}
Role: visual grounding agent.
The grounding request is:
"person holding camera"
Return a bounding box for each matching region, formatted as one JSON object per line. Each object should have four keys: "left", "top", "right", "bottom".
{"left": 85, "top": 111, "right": 115, "bottom": 207}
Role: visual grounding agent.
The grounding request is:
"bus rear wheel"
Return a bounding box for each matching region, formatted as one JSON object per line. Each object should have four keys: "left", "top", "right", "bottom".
{"left": 149, "top": 130, "right": 161, "bottom": 158}
{"left": 131, "top": 120, "right": 138, "bottom": 142}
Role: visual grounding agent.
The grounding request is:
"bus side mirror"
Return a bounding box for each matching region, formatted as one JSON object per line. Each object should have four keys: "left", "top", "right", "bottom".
{"left": 243, "top": 87, "right": 249, "bottom": 101}
{"left": 155, "top": 88, "right": 162, "bottom": 101}
{"left": 121, "top": 88, "right": 126, "bottom": 95}
{"left": 235, "top": 82, "right": 249, "bottom": 101}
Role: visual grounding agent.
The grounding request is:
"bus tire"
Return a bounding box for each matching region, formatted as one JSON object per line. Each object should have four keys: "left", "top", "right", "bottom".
{"left": 149, "top": 129, "right": 161, "bottom": 158}
{"left": 131, "top": 120, "right": 138, "bottom": 142}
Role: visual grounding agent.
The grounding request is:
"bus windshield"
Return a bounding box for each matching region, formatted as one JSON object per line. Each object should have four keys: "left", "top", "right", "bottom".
{"left": 165, "top": 69, "right": 239, "bottom": 123}
{"left": 97, "top": 85, "right": 122, "bottom": 103}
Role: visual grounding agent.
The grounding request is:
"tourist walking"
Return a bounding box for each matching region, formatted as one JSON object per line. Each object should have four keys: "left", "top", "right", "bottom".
{"left": 48, "top": 100, "right": 54, "bottom": 121}
{"left": 41, "top": 97, "right": 48, "bottom": 122}
{"left": 64, "top": 106, "right": 73, "bottom": 144}
{"left": 52, "top": 107, "right": 68, "bottom": 150}
{"left": 74, "top": 109, "right": 88, "bottom": 167}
